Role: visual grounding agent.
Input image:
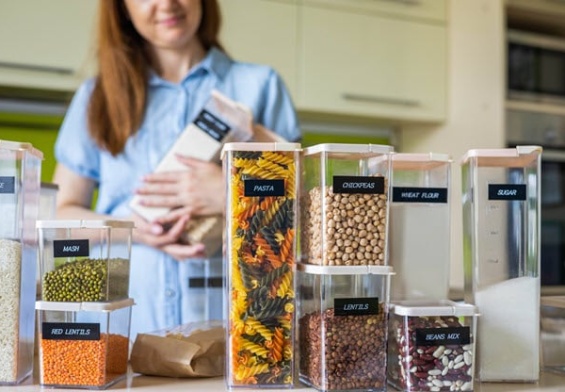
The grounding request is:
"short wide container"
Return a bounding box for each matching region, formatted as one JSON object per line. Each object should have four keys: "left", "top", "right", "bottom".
{"left": 37, "top": 298, "right": 133, "bottom": 389}
{"left": 387, "top": 300, "right": 478, "bottom": 392}
{"left": 297, "top": 264, "right": 393, "bottom": 392}
{"left": 0, "top": 139, "right": 42, "bottom": 385}
{"left": 37, "top": 220, "right": 133, "bottom": 302}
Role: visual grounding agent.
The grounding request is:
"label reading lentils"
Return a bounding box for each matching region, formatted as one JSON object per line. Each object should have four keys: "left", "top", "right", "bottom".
{"left": 53, "top": 239, "right": 89, "bottom": 258}
{"left": 333, "top": 176, "right": 384, "bottom": 194}
{"left": 488, "top": 184, "right": 526, "bottom": 201}
{"left": 194, "top": 109, "right": 231, "bottom": 142}
{"left": 334, "top": 297, "right": 379, "bottom": 316}
{"left": 392, "top": 187, "right": 448, "bottom": 203}
{"left": 244, "top": 179, "right": 285, "bottom": 197}
{"left": 415, "top": 326, "right": 471, "bottom": 346}
{"left": 0, "top": 176, "right": 15, "bottom": 194}
{"left": 42, "top": 322, "right": 101, "bottom": 341}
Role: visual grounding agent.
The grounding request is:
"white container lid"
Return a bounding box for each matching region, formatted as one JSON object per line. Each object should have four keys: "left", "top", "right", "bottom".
{"left": 297, "top": 263, "right": 394, "bottom": 276}
{"left": 221, "top": 142, "right": 301, "bottom": 154}
{"left": 460, "top": 145, "right": 542, "bottom": 166}
{"left": 391, "top": 300, "right": 477, "bottom": 317}
{"left": 541, "top": 296, "right": 565, "bottom": 309}
{"left": 303, "top": 143, "right": 393, "bottom": 156}
{"left": 0, "top": 139, "right": 44, "bottom": 160}
{"left": 36, "top": 219, "right": 134, "bottom": 229}
{"left": 36, "top": 298, "right": 134, "bottom": 312}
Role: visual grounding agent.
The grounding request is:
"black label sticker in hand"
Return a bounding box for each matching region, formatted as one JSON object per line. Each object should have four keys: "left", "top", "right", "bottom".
{"left": 0, "top": 176, "right": 15, "bottom": 194}
{"left": 194, "top": 109, "right": 231, "bottom": 142}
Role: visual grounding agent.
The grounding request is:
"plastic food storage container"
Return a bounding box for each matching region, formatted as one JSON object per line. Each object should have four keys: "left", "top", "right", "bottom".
{"left": 37, "top": 220, "right": 133, "bottom": 302}
{"left": 461, "top": 146, "right": 542, "bottom": 382}
{"left": 297, "top": 264, "right": 393, "bottom": 391}
{"left": 301, "top": 143, "right": 393, "bottom": 267}
{"left": 36, "top": 298, "right": 133, "bottom": 389}
{"left": 0, "top": 139, "right": 42, "bottom": 385}
{"left": 540, "top": 296, "right": 565, "bottom": 374}
{"left": 39, "top": 182, "right": 58, "bottom": 220}
{"left": 222, "top": 142, "right": 300, "bottom": 388}
{"left": 389, "top": 153, "right": 451, "bottom": 301}
{"left": 387, "top": 300, "right": 478, "bottom": 392}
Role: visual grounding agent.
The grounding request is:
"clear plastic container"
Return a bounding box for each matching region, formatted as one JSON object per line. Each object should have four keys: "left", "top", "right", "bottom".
{"left": 36, "top": 298, "right": 133, "bottom": 389}
{"left": 389, "top": 153, "right": 451, "bottom": 301}
{"left": 37, "top": 220, "right": 133, "bottom": 302}
{"left": 461, "top": 146, "right": 542, "bottom": 382}
{"left": 387, "top": 300, "right": 478, "bottom": 392}
{"left": 297, "top": 264, "right": 393, "bottom": 392}
{"left": 0, "top": 139, "right": 43, "bottom": 384}
{"left": 39, "top": 182, "right": 58, "bottom": 220}
{"left": 222, "top": 142, "right": 300, "bottom": 388}
{"left": 540, "top": 296, "right": 565, "bottom": 374}
{"left": 301, "top": 143, "right": 393, "bottom": 266}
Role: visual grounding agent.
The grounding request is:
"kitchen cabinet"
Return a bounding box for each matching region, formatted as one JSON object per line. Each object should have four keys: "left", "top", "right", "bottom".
{"left": 218, "top": 0, "right": 299, "bottom": 98}
{"left": 0, "top": 0, "right": 97, "bottom": 92}
{"left": 298, "top": 3, "right": 447, "bottom": 122}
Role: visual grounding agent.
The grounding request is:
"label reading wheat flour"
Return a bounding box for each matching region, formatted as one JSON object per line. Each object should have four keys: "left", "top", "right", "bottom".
{"left": 393, "top": 187, "right": 448, "bottom": 203}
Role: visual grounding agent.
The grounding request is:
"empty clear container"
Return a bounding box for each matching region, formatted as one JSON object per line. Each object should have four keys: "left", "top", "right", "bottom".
{"left": 37, "top": 220, "right": 133, "bottom": 302}
{"left": 389, "top": 153, "right": 451, "bottom": 301}
{"left": 297, "top": 264, "right": 393, "bottom": 391}
{"left": 461, "top": 146, "right": 542, "bottom": 382}
{"left": 36, "top": 298, "right": 133, "bottom": 389}
{"left": 301, "top": 143, "right": 393, "bottom": 266}
{"left": 223, "top": 142, "right": 300, "bottom": 388}
{"left": 387, "top": 300, "right": 478, "bottom": 392}
{"left": 540, "top": 296, "right": 565, "bottom": 374}
{"left": 0, "top": 139, "right": 42, "bottom": 385}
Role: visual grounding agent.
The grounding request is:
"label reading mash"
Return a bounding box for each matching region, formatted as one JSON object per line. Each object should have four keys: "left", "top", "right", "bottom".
{"left": 42, "top": 322, "right": 100, "bottom": 341}
{"left": 393, "top": 187, "right": 448, "bottom": 203}
{"left": 333, "top": 176, "right": 384, "bottom": 195}
{"left": 244, "top": 179, "right": 285, "bottom": 197}
{"left": 415, "top": 327, "right": 471, "bottom": 346}
{"left": 334, "top": 297, "right": 379, "bottom": 316}
{"left": 53, "top": 239, "right": 89, "bottom": 258}
{"left": 194, "top": 109, "right": 231, "bottom": 142}
{"left": 0, "top": 176, "right": 15, "bottom": 194}
{"left": 488, "top": 184, "right": 526, "bottom": 201}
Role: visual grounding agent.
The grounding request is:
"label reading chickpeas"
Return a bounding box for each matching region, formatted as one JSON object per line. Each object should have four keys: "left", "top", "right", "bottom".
{"left": 333, "top": 176, "right": 384, "bottom": 194}
{"left": 42, "top": 322, "right": 101, "bottom": 341}
{"left": 0, "top": 176, "right": 15, "bottom": 194}
{"left": 53, "top": 239, "right": 89, "bottom": 258}
{"left": 415, "top": 326, "right": 471, "bottom": 346}
{"left": 334, "top": 297, "right": 379, "bottom": 316}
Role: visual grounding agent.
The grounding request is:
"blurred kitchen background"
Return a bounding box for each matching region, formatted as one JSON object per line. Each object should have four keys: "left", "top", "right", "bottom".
{"left": 1, "top": 0, "right": 564, "bottom": 295}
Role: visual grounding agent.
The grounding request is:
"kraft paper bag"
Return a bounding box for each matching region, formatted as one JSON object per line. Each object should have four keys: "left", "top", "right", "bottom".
{"left": 130, "top": 321, "right": 225, "bottom": 378}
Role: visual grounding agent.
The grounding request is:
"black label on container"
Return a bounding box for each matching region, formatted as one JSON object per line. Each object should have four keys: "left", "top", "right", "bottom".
{"left": 244, "top": 179, "right": 285, "bottom": 197}
{"left": 392, "top": 187, "right": 448, "bottom": 203}
{"left": 333, "top": 176, "right": 385, "bottom": 194}
{"left": 488, "top": 184, "right": 526, "bottom": 201}
{"left": 0, "top": 176, "right": 15, "bottom": 194}
{"left": 334, "top": 297, "right": 379, "bottom": 316}
{"left": 188, "top": 276, "right": 223, "bottom": 288}
{"left": 42, "top": 322, "right": 100, "bottom": 341}
{"left": 53, "top": 239, "right": 89, "bottom": 258}
{"left": 194, "top": 109, "right": 231, "bottom": 142}
{"left": 415, "top": 327, "right": 471, "bottom": 346}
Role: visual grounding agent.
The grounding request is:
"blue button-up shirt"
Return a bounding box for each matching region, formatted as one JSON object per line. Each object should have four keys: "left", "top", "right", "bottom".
{"left": 55, "top": 47, "right": 301, "bottom": 339}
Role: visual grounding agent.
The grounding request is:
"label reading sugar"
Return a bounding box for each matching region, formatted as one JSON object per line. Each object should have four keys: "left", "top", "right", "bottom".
{"left": 194, "top": 109, "right": 231, "bottom": 142}
{"left": 415, "top": 327, "right": 471, "bottom": 346}
{"left": 244, "top": 179, "right": 285, "bottom": 197}
{"left": 488, "top": 184, "right": 526, "bottom": 201}
{"left": 53, "top": 239, "right": 89, "bottom": 258}
{"left": 42, "top": 322, "right": 100, "bottom": 341}
{"left": 0, "top": 176, "right": 15, "bottom": 194}
{"left": 393, "top": 187, "right": 448, "bottom": 203}
{"left": 333, "top": 176, "right": 384, "bottom": 194}
{"left": 334, "top": 297, "right": 379, "bottom": 316}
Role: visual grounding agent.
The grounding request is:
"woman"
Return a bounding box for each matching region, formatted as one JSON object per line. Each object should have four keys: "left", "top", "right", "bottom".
{"left": 53, "top": 0, "right": 300, "bottom": 338}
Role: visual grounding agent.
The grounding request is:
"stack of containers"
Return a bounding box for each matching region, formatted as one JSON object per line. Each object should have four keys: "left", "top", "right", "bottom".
{"left": 298, "top": 143, "right": 394, "bottom": 392}
{"left": 223, "top": 142, "right": 300, "bottom": 388}
{"left": 36, "top": 220, "right": 134, "bottom": 389}
{"left": 0, "top": 140, "right": 42, "bottom": 385}
{"left": 387, "top": 153, "right": 479, "bottom": 392}
{"left": 461, "top": 146, "right": 542, "bottom": 382}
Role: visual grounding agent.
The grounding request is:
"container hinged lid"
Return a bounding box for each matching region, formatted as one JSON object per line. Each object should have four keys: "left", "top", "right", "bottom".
{"left": 297, "top": 263, "right": 394, "bottom": 276}
{"left": 303, "top": 143, "right": 393, "bottom": 156}
{"left": 36, "top": 298, "right": 135, "bottom": 312}
{"left": 36, "top": 219, "right": 135, "bottom": 229}
{"left": 391, "top": 300, "right": 478, "bottom": 317}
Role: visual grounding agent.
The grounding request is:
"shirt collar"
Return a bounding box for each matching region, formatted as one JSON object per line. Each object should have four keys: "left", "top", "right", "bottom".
{"left": 148, "top": 46, "right": 231, "bottom": 87}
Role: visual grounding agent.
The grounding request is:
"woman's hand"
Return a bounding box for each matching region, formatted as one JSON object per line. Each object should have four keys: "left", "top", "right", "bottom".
{"left": 135, "top": 155, "right": 225, "bottom": 217}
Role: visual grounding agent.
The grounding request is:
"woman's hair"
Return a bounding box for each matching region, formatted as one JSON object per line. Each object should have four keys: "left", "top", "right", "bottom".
{"left": 88, "top": 0, "right": 223, "bottom": 156}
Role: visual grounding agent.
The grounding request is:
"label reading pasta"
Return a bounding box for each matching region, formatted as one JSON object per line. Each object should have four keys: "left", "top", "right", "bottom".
{"left": 0, "top": 176, "right": 15, "bottom": 194}
{"left": 244, "top": 179, "right": 285, "bottom": 197}
{"left": 42, "top": 322, "right": 101, "bottom": 341}
{"left": 53, "top": 239, "right": 90, "bottom": 258}
{"left": 333, "top": 176, "right": 384, "bottom": 194}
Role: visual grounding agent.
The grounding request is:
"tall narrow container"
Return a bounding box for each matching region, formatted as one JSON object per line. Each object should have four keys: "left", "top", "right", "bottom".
{"left": 0, "top": 139, "right": 42, "bottom": 384}
{"left": 389, "top": 153, "right": 451, "bottom": 301}
{"left": 223, "top": 142, "right": 300, "bottom": 388}
{"left": 461, "top": 146, "right": 542, "bottom": 382}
